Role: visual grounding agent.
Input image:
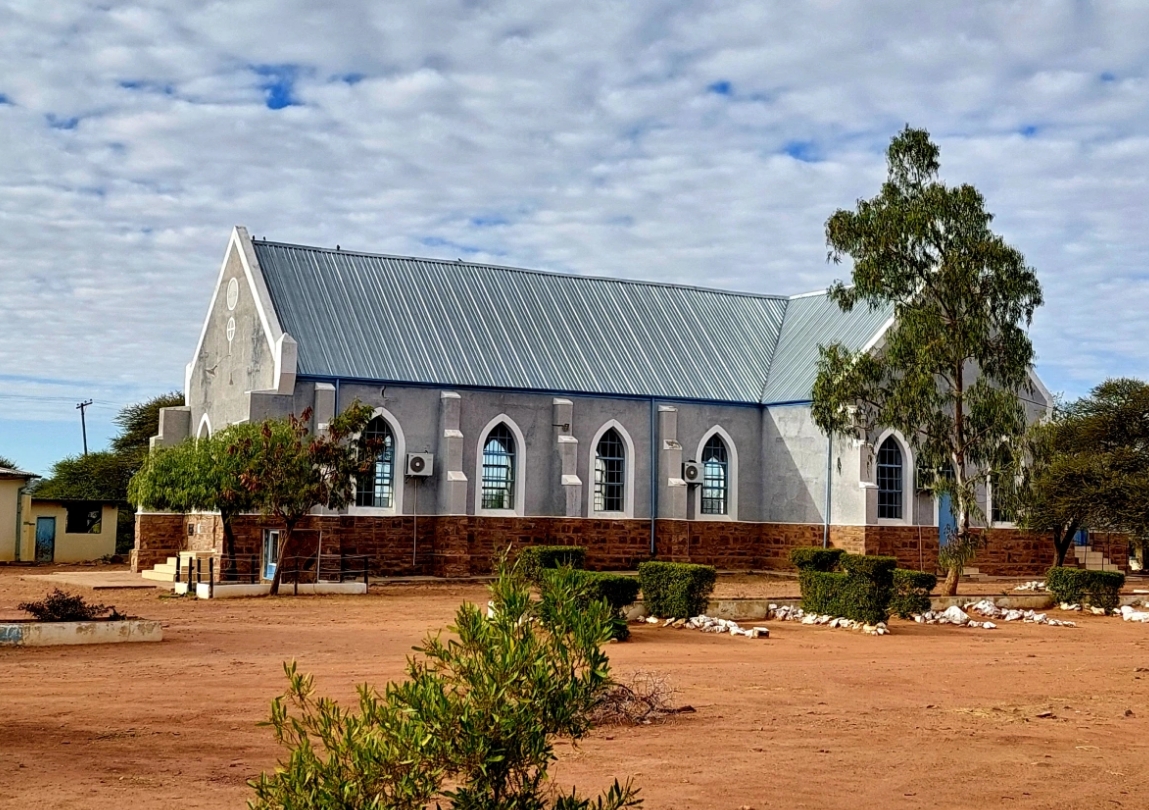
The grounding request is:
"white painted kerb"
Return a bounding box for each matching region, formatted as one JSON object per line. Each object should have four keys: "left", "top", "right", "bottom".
{"left": 196, "top": 582, "right": 368, "bottom": 599}
{"left": 0, "top": 620, "right": 163, "bottom": 647}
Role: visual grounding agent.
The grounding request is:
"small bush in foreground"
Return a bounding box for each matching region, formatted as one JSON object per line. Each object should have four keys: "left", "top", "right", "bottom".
{"left": 563, "top": 570, "right": 640, "bottom": 640}
{"left": 789, "top": 547, "right": 845, "bottom": 572}
{"left": 1046, "top": 567, "right": 1125, "bottom": 611}
{"left": 637, "top": 562, "right": 716, "bottom": 619}
{"left": 18, "top": 588, "right": 122, "bottom": 622}
{"left": 890, "top": 569, "right": 938, "bottom": 619}
{"left": 517, "top": 545, "right": 587, "bottom": 583}
{"left": 250, "top": 562, "right": 640, "bottom": 810}
{"left": 795, "top": 552, "right": 897, "bottom": 624}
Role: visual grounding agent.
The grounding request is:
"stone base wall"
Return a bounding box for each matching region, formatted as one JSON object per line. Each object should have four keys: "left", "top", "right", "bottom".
{"left": 135, "top": 512, "right": 1092, "bottom": 578}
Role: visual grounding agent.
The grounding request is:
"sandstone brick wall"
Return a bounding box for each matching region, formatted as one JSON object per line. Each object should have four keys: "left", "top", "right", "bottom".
{"left": 135, "top": 511, "right": 1081, "bottom": 579}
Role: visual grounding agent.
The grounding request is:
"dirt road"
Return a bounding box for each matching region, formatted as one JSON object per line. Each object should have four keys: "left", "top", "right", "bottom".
{"left": 1, "top": 566, "right": 1147, "bottom": 809}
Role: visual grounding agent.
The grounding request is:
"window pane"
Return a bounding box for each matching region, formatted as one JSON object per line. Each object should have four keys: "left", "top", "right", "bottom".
{"left": 594, "top": 428, "right": 625, "bottom": 512}
{"left": 701, "top": 435, "right": 729, "bottom": 515}
{"left": 877, "top": 438, "right": 903, "bottom": 520}
{"left": 356, "top": 417, "right": 395, "bottom": 508}
{"left": 482, "top": 425, "right": 516, "bottom": 510}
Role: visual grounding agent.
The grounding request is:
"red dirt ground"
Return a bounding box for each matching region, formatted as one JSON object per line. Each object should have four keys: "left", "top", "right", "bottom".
{"left": 2, "top": 565, "right": 1148, "bottom": 810}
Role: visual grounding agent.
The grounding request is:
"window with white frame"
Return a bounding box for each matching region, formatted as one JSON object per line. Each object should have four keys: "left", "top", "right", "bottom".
{"left": 594, "top": 428, "right": 626, "bottom": 512}
{"left": 876, "top": 437, "right": 904, "bottom": 520}
{"left": 701, "top": 435, "right": 729, "bottom": 515}
{"left": 355, "top": 416, "right": 396, "bottom": 508}
{"left": 481, "top": 424, "right": 517, "bottom": 510}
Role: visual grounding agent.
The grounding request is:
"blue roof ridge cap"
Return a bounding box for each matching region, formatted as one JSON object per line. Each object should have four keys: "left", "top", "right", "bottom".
{"left": 252, "top": 239, "right": 793, "bottom": 303}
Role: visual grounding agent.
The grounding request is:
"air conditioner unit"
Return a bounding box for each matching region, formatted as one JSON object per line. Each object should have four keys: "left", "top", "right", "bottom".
{"left": 406, "top": 452, "right": 434, "bottom": 477}
{"left": 682, "top": 460, "right": 703, "bottom": 485}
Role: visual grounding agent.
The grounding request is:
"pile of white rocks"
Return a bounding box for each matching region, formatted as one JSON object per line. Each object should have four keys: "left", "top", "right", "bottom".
{"left": 1013, "top": 580, "right": 1047, "bottom": 592}
{"left": 643, "top": 615, "right": 770, "bottom": 639}
{"left": 914, "top": 600, "right": 1076, "bottom": 628}
{"left": 1119, "top": 605, "right": 1149, "bottom": 623}
{"left": 766, "top": 604, "right": 890, "bottom": 635}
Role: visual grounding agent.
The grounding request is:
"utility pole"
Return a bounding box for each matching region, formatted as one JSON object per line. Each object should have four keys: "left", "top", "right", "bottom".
{"left": 76, "top": 399, "right": 93, "bottom": 456}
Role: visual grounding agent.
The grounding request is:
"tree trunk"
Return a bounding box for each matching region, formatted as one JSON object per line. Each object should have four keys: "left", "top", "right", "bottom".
{"left": 221, "top": 512, "right": 238, "bottom": 582}
{"left": 942, "top": 565, "right": 960, "bottom": 596}
{"left": 268, "top": 521, "right": 294, "bottom": 596}
{"left": 1052, "top": 523, "right": 1077, "bottom": 569}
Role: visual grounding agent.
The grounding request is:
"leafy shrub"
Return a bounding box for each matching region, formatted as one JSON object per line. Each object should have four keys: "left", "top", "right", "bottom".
{"left": 890, "top": 569, "right": 938, "bottom": 619}
{"left": 1046, "top": 567, "right": 1125, "bottom": 611}
{"left": 567, "top": 571, "right": 640, "bottom": 641}
{"left": 637, "top": 562, "right": 717, "bottom": 619}
{"left": 517, "top": 545, "right": 587, "bottom": 583}
{"left": 796, "top": 554, "right": 897, "bottom": 624}
{"left": 789, "top": 547, "right": 846, "bottom": 572}
{"left": 18, "top": 588, "right": 122, "bottom": 622}
{"left": 251, "top": 563, "right": 640, "bottom": 810}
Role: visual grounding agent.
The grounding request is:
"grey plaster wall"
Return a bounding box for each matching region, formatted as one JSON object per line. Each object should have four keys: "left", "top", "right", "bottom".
{"left": 761, "top": 404, "right": 828, "bottom": 524}
{"left": 186, "top": 245, "right": 277, "bottom": 436}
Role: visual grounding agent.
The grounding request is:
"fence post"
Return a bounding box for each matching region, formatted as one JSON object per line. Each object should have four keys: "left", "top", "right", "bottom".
{"left": 186, "top": 555, "right": 193, "bottom": 592}
{"left": 209, "top": 557, "right": 215, "bottom": 599}
{"left": 251, "top": 554, "right": 257, "bottom": 584}
{"left": 363, "top": 557, "right": 369, "bottom": 588}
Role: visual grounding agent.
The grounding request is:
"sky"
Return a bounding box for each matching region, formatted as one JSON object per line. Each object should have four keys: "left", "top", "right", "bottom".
{"left": 1, "top": 1, "right": 1147, "bottom": 475}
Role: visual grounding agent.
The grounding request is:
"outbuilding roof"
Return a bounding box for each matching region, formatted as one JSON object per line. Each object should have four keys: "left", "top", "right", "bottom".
{"left": 252, "top": 239, "right": 892, "bottom": 405}
{"left": 0, "top": 466, "right": 38, "bottom": 480}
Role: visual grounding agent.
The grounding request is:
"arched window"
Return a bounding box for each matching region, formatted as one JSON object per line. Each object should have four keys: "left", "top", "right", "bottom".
{"left": 700, "top": 435, "right": 729, "bottom": 515}
{"left": 481, "top": 424, "right": 517, "bottom": 510}
{"left": 355, "top": 416, "right": 395, "bottom": 508}
{"left": 876, "top": 437, "right": 904, "bottom": 520}
{"left": 594, "top": 428, "right": 626, "bottom": 512}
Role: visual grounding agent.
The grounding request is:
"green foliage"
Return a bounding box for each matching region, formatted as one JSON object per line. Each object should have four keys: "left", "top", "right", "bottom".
{"left": 19, "top": 588, "right": 123, "bottom": 622}
{"left": 565, "top": 571, "right": 640, "bottom": 641}
{"left": 811, "top": 126, "right": 1042, "bottom": 591}
{"left": 250, "top": 563, "right": 640, "bottom": 810}
{"left": 34, "top": 392, "right": 185, "bottom": 555}
{"left": 636, "top": 562, "right": 716, "bottom": 619}
{"left": 890, "top": 569, "right": 938, "bottom": 619}
{"left": 796, "top": 554, "right": 897, "bottom": 624}
{"left": 0, "top": 455, "right": 18, "bottom": 469}
{"left": 236, "top": 403, "right": 379, "bottom": 595}
{"left": 788, "top": 547, "right": 846, "bottom": 572}
{"left": 518, "top": 545, "right": 587, "bottom": 583}
{"left": 1045, "top": 567, "right": 1126, "bottom": 612}
{"left": 1018, "top": 380, "right": 1149, "bottom": 566}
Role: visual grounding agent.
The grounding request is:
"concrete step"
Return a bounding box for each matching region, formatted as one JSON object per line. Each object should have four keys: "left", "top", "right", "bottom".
{"left": 141, "top": 569, "right": 176, "bottom": 582}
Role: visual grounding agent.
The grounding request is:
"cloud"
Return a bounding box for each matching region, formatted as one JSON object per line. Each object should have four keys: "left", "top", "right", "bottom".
{"left": 1, "top": 1, "right": 1148, "bottom": 469}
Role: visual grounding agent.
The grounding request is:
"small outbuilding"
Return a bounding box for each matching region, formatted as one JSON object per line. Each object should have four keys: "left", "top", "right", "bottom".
{"left": 23, "top": 499, "right": 119, "bottom": 563}
{"left": 0, "top": 466, "right": 38, "bottom": 562}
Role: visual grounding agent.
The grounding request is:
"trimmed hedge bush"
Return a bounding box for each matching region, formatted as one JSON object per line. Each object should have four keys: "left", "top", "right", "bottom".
{"left": 517, "top": 546, "right": 586, "bottom": 583}
{"left": 637, "top": 562, "right": 717, "bottom": 619}
{"left": 796, "top": 553, "right": 897, "bottom": 625}
{"left": 789, "top": 547, "right": 846, "bottom": 572}
{"left": 890, "top": 569, "right": 938, "bottom": 619}
{"left": 1046, "top": 567, "right": 1125, "bottom": 612}
{"left": 564, "top": 571, "right": 640, "bottom": 641}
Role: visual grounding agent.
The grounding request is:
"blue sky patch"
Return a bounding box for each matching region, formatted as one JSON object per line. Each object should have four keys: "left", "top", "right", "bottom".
{"left": 782, "top": 140, "right": 817, "bottom": 162}
{"left": 0, "top": 93, "right": 10, "bottom": 105}
{"left": 253, "top": 64, "right": 302, "bottom": 109}
{"left": 708, "top": 80, "right": 733, "bottom": 96}
{"left": 1100, "top": 71, "right": 1117, "bottom": 82}
{"left": 1020, "top": 124, "right": 1039, "bottom": 137}
{"left": 470, "top": 215, "right": 508, "bottom": 227}
{"left": 421, "top": 236, "right": 484, "bottom": 255}
{"left": 338, "top": 72, "right": 364, "bottom": 85}
{"left": 46, "top": 114, "right": 79, "bottom": 130}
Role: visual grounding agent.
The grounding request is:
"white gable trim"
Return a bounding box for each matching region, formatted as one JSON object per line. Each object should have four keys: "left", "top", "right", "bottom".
{"left": 186, "top": 226, "right": 296, "bottom": 398}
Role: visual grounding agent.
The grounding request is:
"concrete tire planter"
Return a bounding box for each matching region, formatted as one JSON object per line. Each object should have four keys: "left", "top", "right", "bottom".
{"left": 0, "top": 619, "right": 163, "bottom": 647}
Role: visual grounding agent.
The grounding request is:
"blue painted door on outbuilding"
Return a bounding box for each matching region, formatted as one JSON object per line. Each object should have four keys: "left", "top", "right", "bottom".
{"left": 35, "top": 516, "right": 55, "bottom": 563}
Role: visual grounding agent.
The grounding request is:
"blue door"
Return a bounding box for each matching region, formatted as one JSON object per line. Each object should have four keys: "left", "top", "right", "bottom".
{"left": 1074, "top": 528, "right": 1089, "bottom": 547}
{"left": 938, "top": 493, "right": 957, "bottom": 547}
{"left": 35, "top": 517, "right": 56, "bottom": 563}
{"left": 262, "top": 530, "right": 280, "bottom": 580}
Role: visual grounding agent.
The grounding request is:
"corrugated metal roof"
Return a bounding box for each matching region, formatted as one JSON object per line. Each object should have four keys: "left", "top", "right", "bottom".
{"left": 251, "top": 240, "right": 889, "bottom": 405}
{"left": 760, "top": 292, "right": 894, "bottom": 403}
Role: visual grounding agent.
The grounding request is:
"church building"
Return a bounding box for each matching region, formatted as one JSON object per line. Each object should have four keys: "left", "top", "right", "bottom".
{"left": 135, "top": 226, "right": 1082, "bottom": 580}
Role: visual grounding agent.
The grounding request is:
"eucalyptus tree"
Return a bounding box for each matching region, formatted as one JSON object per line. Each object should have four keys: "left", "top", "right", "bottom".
{"left": 812, "top": 126, "right": 1043, "bottom": 595}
